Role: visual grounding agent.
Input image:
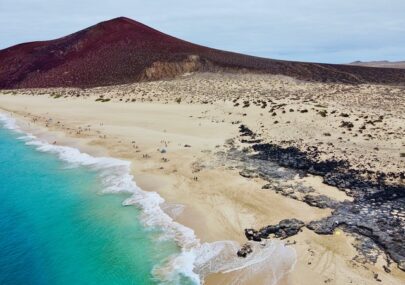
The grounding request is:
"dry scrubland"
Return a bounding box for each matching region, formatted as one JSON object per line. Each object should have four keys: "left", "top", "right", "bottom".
{"left": 5, "top": 72, "right": 404, "bottom": 174}
{"left": 1, "top": 72, "right": 404, "bottom": 285}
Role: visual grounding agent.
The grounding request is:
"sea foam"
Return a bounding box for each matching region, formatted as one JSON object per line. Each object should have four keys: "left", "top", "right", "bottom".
{"left": 0, "top": 112, "right": 297, "bottom": 285}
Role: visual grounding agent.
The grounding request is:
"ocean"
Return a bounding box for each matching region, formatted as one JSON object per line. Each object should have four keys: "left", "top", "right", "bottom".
{"left": 0, "top": 114, "right": 198, "bottom": 285}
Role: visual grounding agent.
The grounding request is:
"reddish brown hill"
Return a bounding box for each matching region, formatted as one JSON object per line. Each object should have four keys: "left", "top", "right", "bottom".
{"left": 1, "top": 17, "right": 405, "bottom": 89}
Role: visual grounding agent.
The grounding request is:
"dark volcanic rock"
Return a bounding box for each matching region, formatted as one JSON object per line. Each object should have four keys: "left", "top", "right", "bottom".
{"left": 239, "top": 169, "right": 259, "bottom": 179}
{"left": 303, "top": 194, "right": 339, "bottom": 209}
{"left": 235, "top": 125, "right": 405, "bottom": 271}
{"left": 307, "top": 197, "right": 405, "bottom": 270}
{"left": 278, "top": 219, "right": 305, "bottom": 237}
{"left": 245, "top": 219, "right": 305, "bottom": 241}
{"left": 251, "top": 142, "right": 348, "bottom": 176}
{"left": 237, "top": 243, "right": 253, "bottom": 258}
{"left": 244, "top": 229, "right": 263, "bottom": 241}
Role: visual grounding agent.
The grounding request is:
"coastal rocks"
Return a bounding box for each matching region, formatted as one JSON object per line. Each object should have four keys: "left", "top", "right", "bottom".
{"left": 277, "top": 219, "right": 305, "bottom": 237}
{"left": 261, "top": 181, "right": 336, "bottom": 209}
{"left": 239, "top": 169, "right": 259, "bottom": 179}
{"left": 232, "top": 124, "right": 405, "bottom": 271}
{"left": 352, "top": 235, "right": 386, "bottom": 264}
{"left": 245, "top": 219, "right": 305, "bottom": 241}
{"left": 237, "top": 243, "right": 253, "bottom": 258}
{"left": 306, "top": 197, "right": 405, "bottom": 270}
{"left": 303, "top": 194, "right": 339, "bottom": 209}
{"left": 251, "top": 141, "right": 347, "bottom": 177}
{"left": 244, "top": 229, "right": 263, "bottom": 241}
{"left": 261, "top": 183, "right": 272, "bottom": 189}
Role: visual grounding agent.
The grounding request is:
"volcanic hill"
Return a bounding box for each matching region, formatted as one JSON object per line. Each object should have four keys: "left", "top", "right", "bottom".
{"left": 1, "top": 17, "right": 405, "bottom": 89}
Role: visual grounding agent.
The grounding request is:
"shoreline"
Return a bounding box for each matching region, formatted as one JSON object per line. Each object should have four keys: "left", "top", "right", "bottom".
{"left": 0, "top": 111, "right": 298, "bottom": 284}
{"left": 0, "top": 113, "right": 204, "bottom": 283}
{"left": 1, "top": 73, "right": 404, "bottom": 284}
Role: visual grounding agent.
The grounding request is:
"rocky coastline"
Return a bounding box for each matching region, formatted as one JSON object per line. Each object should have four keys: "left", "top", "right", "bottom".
{"left": 234, "top": 125, "right": 405, "bottom": 272}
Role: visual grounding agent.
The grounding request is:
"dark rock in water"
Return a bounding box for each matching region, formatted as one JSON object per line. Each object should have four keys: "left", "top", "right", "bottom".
{"left": 237, "top": 243, "right": 253, "bottom": 258}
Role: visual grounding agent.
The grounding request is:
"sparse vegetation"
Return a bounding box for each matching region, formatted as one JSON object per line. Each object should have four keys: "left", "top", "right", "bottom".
{"left": 318, "top": 110, "right": 328, "bottom": 117}
{"left": 50, "top": 92, "right": 63, "bottom": 99}
{"left": 95, "top": 97, "right": 111, "bottom": 102}
{"left": 340, "top": 121, "right": 354, "bottom": 129}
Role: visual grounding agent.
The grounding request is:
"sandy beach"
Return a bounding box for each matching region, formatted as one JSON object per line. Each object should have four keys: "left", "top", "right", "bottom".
{"left": 1, "top": 72, "right": 404, "bottom": 284}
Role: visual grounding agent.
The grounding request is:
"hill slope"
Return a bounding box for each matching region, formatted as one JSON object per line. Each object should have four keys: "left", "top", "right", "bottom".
{"left": 1, "top": 17, "right": 405, "bottom": 89}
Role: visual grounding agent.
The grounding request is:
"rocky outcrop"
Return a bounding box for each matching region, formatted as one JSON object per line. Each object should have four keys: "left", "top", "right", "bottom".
{"left": 307, "top": 198, "right": 405, "bottom": 270}
{"left": 245, "top": 219, "right": 305, "bottom": 241}
{"left": 237, "top": 243, "right": 253, "bottom": 258}
{"left": 303, "top": 194, "right": 339, "bottom": 209}
{"left": 234, "top": 124, "right": 405, "bottom": 271}
{"left": 239, "top": 169, "right": 259, "bottom": 179}
{"left": 140, "top": 55, "right": 207, "bottom": 81}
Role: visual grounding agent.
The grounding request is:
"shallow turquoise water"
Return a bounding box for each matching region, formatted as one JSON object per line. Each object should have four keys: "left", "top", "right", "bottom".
{"left": 0, "top": 124, "right": 189, "bottom": 285}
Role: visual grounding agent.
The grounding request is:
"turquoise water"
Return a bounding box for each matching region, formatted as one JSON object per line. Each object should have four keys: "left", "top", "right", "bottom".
{"left": 0, "top": 122, "right": 192, "bottom": 285}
